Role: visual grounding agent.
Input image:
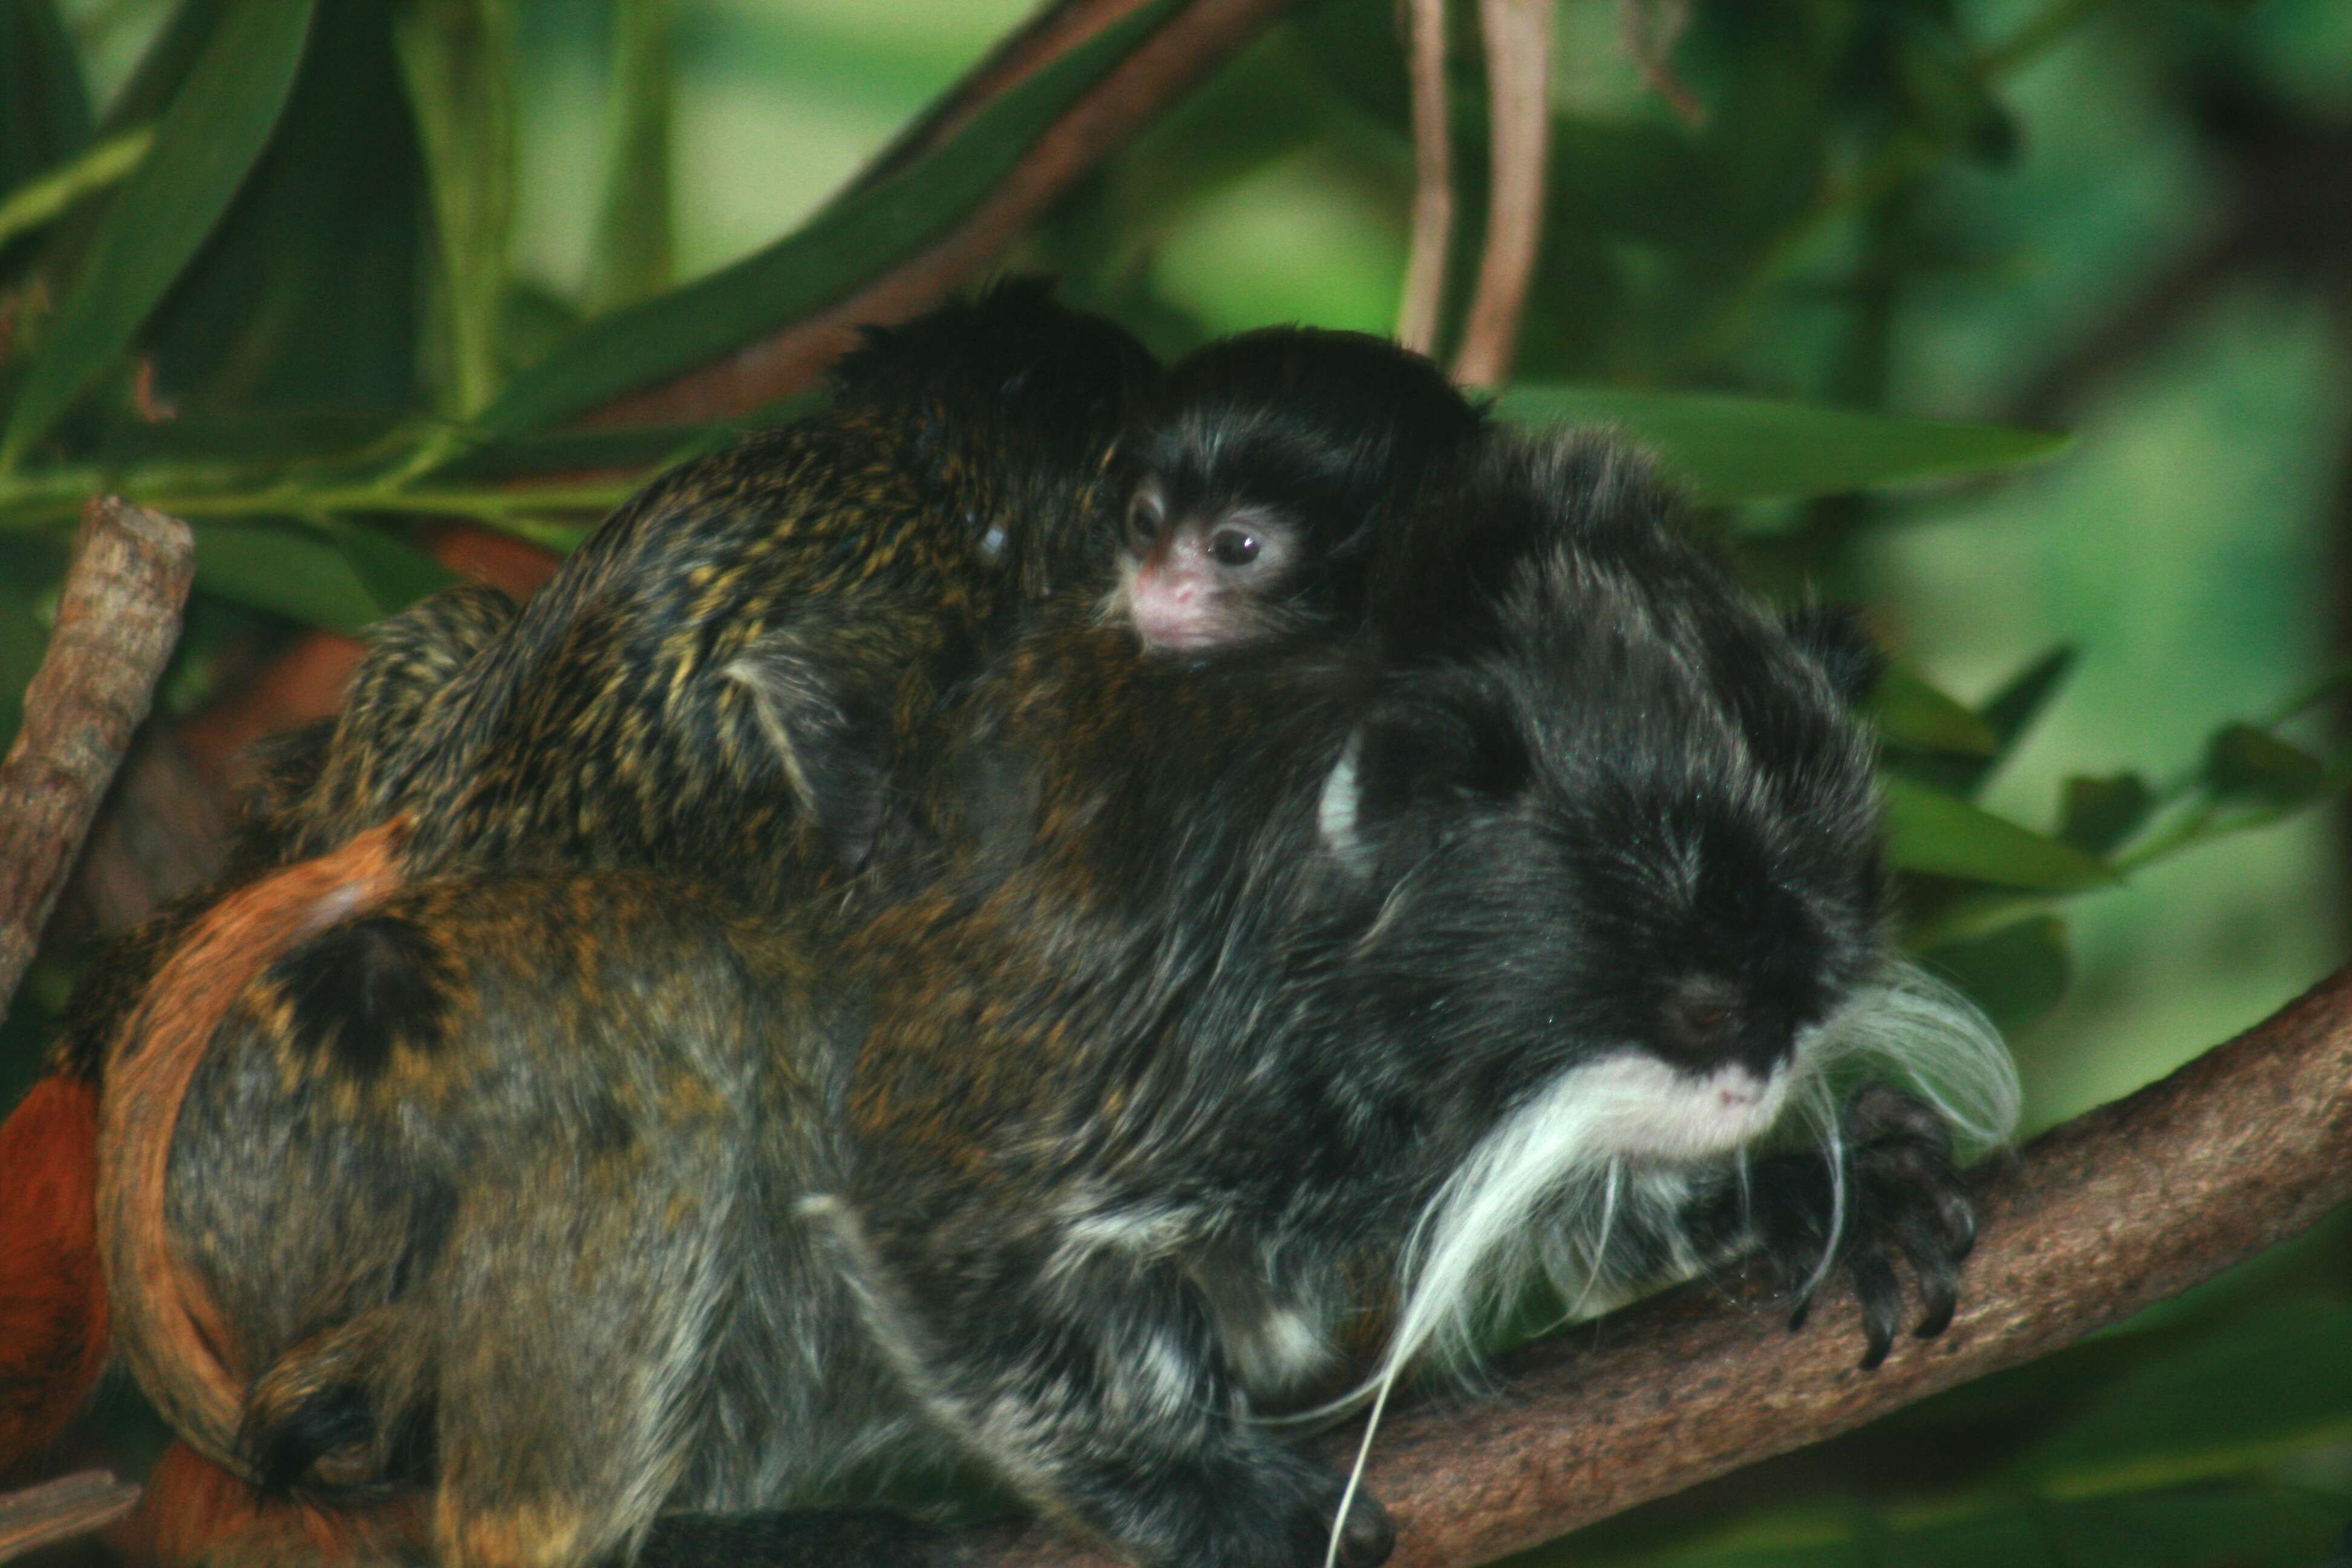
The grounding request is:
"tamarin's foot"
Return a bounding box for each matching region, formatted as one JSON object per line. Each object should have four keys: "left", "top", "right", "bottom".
{"left": 1749, "top": 1082, "right": 1978, "bottom": 1368}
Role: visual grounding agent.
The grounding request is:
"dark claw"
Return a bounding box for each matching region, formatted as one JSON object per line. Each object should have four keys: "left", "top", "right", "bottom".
{"left": 1738, "top": 1082, "right": 1981, "bottom": 1367}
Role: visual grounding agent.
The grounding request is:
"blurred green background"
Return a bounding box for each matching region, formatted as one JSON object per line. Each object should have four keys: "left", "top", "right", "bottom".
{"left": 7, "top": 0, "right": 2352, "bottom": 1563}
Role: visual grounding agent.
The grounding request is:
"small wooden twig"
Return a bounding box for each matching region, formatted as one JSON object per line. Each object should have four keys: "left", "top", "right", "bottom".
{"left": 588, "top": 0, "right": 1290, "bottom": 428}
{"left": 1394, "top": 0, "right": 1455, "bottom": 356}
{"left": 0, "top": 497, "right": 194, "bottom": 1024}
{"left": 960, "top": 961, "right": 2352, "bottom": 1566}
{"left": 0, "top": 1471, "right": 142, "bottom": 1563}
{"left": 1450, "top": 0, "right": 1554, "bottom": 388}
{"left": 1616, "top": 0, "right": 1702, "bottom": 128}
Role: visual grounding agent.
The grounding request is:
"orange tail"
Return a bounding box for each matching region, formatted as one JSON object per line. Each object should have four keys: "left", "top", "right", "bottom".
{"left": 97, "top": 819, "right": 413, "bottom": 1479}
{"left": 0, "top": 1074, "right": 109, "bottom": 1472}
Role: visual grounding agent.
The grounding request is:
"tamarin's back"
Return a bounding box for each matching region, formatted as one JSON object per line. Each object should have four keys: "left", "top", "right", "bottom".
{"left": 273, "top": 282, "right": 1160, "bottom": 913}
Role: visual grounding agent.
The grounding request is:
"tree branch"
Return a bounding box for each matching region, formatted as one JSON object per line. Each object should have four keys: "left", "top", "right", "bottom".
{"left": 585, "top": 0, "right": 1292, "bottom": 428}
{"left": 1450, "top": 0, "right": 1553, "bottom": 388}
{"left": 959, "top": 960, "right": 2352, "bottom": 1566}
{"left": 0, "top": 1471, "right": 141, "bottom": 1562}
{"left": 0, "top": 497, "right": 194, "bottom": 1023}
{"left": 1394, "top": 0, "right": 1455, "bottom": 356}
{"left": 844, "top": 0, "right": 1167, "bottom": 196}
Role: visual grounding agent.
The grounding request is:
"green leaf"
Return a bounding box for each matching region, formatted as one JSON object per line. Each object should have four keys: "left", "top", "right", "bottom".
{"left": 0, "top": 0, "right": 93, "bottom": 192}
{"left": 2205, "top": 724, "right": 2325, "bottom": 808}
{"left": 1492, "top": 385, "right": 2068, "bottom": 503}
{"left": 395, "top": 0, "right": 515, "bottom": 416}
{"left": 1883, "top": 775, "right": 2122, "bottom": 891}
{"left": 310, "top": 517, "right": 457, "bottom": 615}
{"left": 1884, "top": 645, "right": 2079, "bottom": 799}
{"left": 0, "top": 128, "right": 155, "bottom": 256}
{"left": 191, "top": 515, "right": 445, "bottom": 634}
{"left": 2010, "top": 1299, "right": 2352, "bottom": 1498}
{"left": 477, "top": 0, "right": 1186, "bottom": 436}
{"left": 137, "top": 2, "right": 425, "bottom": 418}
{"left": 1979, "top": 642, "right": 2079, "bottom": 754}
{"left": 590, "top": 0, "right": 675, "bottom": 310}
{"left": 1870, "top": 666, "right": 1998, "bottom": 756}
{"left": 2059, "top": 773, "right": 2155, "bottom": 856}
{"left": 1920, "top": 915, "right": 2071, "bottom": 1034}
{"left": 0, "top": 0, "right": 316, "bottom": 467}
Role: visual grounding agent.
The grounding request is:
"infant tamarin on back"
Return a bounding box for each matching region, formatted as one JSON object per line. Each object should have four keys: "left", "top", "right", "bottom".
{"left": 113, "top": 431, "right": 2016, "bottom": 1568}
{"left": 241, "top": 310, "right": 1482, "bottom": 900}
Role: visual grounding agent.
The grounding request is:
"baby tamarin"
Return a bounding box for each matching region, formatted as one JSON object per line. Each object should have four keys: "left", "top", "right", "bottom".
{"left": 96, "top": 431, "right": 2013, "bottom": 1568}
{"left": 242, "top": 279, "right": 1158, "bottom": 908}
{"left": 1109, "top": 327, "right": 1485, "bottom": 652}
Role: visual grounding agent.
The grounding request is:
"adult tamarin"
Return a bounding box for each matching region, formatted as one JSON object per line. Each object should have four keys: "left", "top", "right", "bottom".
{"left": 91, "top": 433, "right": 2014, "bottom": 1567}
{"left": 0, "top": 302, "right": 1498, "bottom": 1489}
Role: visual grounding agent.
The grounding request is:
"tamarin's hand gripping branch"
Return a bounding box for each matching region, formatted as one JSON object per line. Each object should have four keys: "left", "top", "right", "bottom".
{"left": 90, "top": 433, "right": 2012, "bottom": 1567}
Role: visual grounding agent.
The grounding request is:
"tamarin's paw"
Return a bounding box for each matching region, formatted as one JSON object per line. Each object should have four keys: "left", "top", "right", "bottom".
{"left": 1133, "top": 1451, "right": 1394, "bottom": 1568}
{"left": 1746, "top": 1082, "right": 1977, "bottom": 1369}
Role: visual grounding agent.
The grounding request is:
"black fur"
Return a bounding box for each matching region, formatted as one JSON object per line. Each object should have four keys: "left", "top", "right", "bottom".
{"left": 1131, "top": 327, "right": 1487, "bottom": 629}
{"left": 270, "top": 914, "right": 451, "bottom": 1080}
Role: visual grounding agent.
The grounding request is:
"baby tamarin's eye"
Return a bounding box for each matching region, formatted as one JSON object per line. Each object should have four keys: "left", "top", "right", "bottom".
{"left": 1208, "top": 527, "right": 1263, "bottom": 568}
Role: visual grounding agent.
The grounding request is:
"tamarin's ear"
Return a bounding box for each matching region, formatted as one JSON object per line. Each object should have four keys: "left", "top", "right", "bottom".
{"left": 1319, "top": 691, "right": 1528, "bottom": 877}
{"left": 1781, "top": 603, "right": 1884, "bottom": 708}
{"left": 725, "top": 630, "right": 892, "bottom": 872}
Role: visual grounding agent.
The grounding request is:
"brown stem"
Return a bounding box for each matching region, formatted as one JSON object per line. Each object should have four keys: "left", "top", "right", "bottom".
{"left": 845, "top": 0, "right": 1166, "bottom": 196}
{"left": 960, "top": 961, "right": 2352, "bottom": 1566}
{"left": 0, "top": 1471, "right": 142, "bottom": 1563}
{"left": 1394, "top": 0, "right": 1455, "bottom": 356}
{"left": 0, "top": 498, "right": 194, "bottom": 1025}
{"left": 1449, "top": 0, "right": 1553, "bottom": 388}
{"left": 586, "top": 0, "right": 1291, "bottom": 429}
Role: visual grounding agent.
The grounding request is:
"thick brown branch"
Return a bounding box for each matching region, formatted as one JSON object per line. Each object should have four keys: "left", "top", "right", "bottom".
{"left": 0, "top": 497, "right": 194, "bottom": 1024}
{"left": 0, "top": 1471, "right": 141, "bottom": 1562}
{"left": 1450, "top": 0, "right": 1553, "bottom": 388}
{"left": 1394, "top": 0, "right": 1455, "bottom": 355}
{"left": 961, "top": 961, "right": 2352, "bottom": 1566}
{"left": 587, "top": 0, "right": 1290, "bottom": 428}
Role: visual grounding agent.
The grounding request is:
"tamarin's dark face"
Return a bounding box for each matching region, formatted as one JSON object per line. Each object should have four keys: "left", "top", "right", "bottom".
{"left": 1110, "top": 327, "right": 1485, "bottom": 653}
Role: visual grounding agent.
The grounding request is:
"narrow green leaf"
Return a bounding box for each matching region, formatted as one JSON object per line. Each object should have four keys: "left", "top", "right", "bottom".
{"left": 191, "top": 515, "right": 445, "bottom": 634}
{"left": 0, "top": 0, "right": 316, "bottom": 468}
{"left": 192, "top": 517, "right": 386, "bottom": 633}
{"left": 312, "top": 516, "right": 457, "bottom": 615}
{"left": 2059, "top": 773, "right": 2154, "bottom": 856}
{"left": 2011, "top": 1300, "right": 2352, "bottom": 1500}
{"left": 590, "top": 0, "right": 675, "bottom": 310}
{"left": 1883, "top": 775, "right": 2122, "bottom": 891}
{"left": 1899, "top": 643, "right": 2082, "bottom": 799}
{"left": 1493, "top": 385, "right": 2068, "bottom": 502}
{"left": 0, "top": 128, "right": 155, "bottom": 255}
{"left": 1870, "top": 666, "right": 1999, "bottom": 756}
{"left": 1920, "top": 915, "right": 2071, "bottom": 1034}
{"left": 395, "top": 0, "right": 515, "bottom": 417}
{"left": 478, "top": 0, "right": 1186, "bottom": 436}
{"left": 2206, "top": 724, "right": 2325, "bottom": 808}
{"left": 0, "top": 0, "right": 94, "bottom": 190}
{"left": 1979, "top": 642, "right": 2079, "bottom": 752}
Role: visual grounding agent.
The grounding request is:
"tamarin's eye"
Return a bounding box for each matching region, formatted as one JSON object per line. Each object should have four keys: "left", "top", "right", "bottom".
{"left": 1126, "top": 486, "right": 1166, "bottom": 548}
{"left": 1208, "top": 528, "right": 1262, "bottom": 568}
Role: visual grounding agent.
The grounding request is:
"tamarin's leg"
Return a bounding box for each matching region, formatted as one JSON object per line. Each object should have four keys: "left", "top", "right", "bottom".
{"left": 822, "top": 1213, "right": 1394, "bottom": 1568}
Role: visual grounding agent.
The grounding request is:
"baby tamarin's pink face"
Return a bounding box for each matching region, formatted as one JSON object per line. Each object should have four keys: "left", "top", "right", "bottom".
{"left": 1116, "top": 476, "right": 1308, "bottom": 653}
